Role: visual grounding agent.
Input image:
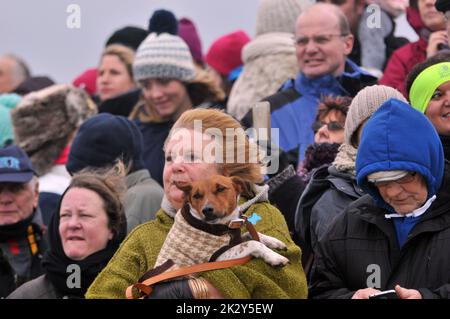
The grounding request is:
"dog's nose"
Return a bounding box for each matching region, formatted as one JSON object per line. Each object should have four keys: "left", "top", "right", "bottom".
{"left": 202, "top": 206, "right": 216, "bottom": 220}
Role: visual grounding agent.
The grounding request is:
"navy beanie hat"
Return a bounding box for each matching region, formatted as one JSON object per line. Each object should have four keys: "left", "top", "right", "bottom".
{"left": 105, "top": 26, "right": 149, "bottom": 51}
{"left": 148, "top": 9, "right": 178, "bottom": 35}
{"left": 66, "top": 113, "right": 145, "bottom": 175}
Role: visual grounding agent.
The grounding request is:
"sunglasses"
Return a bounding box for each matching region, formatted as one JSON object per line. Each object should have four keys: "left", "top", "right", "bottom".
{"left": 312, "top": 121, "right": 344, "bottom": 133}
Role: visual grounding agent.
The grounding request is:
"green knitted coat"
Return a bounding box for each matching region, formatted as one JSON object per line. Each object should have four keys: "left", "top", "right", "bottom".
{"left": 86, "top": 201, "right": 308, "bottom": 299}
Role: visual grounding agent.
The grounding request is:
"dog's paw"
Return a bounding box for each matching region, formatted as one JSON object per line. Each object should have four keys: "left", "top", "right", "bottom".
{"left": 265, "top": 252, "right": 290, "bottom": 267}
{"left": 258, "top": 233, "right": 287, "bottom": 250}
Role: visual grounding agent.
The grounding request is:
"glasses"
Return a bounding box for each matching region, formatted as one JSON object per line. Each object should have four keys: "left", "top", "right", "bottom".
{"left": 295, "top": 34, "right": 348, "bottom": 47}
{"left": 373, "top": 172, "right": 417, "bottom": 188}
{"left": 312, "top": 121, "right": 344, "bottom": 133}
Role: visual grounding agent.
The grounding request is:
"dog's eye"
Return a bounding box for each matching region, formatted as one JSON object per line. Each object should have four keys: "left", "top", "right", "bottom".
{"left": 193, "top": 193, "right": 203, "bottom": 200}
{"left": 216, "top": 186, "right": 226, "bottom": 193}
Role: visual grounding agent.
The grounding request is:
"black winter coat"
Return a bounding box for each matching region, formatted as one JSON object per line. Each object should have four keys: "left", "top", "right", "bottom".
{"left": 295, "top": 165, "right": 364, "bottom": 275}
{"left": 310, "top": 164, "right": 450, "bottom": 299}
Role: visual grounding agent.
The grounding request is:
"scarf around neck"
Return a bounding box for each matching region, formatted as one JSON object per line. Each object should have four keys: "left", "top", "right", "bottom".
{"left": 0, "top": 211, "right": 42, "bottom": 242}
{"left": 332, "top": 143, "right": 358, "bottom": 176}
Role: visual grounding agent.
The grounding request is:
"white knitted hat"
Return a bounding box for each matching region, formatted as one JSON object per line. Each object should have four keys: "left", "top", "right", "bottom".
{"left": 255, "top": 0, "right": 313, "bottom": 36}
{"left": 345, "top": 85, "right": 407, "bottom": 147}
{"left": 133, "top": 32, "right": 195, "bottom": 82}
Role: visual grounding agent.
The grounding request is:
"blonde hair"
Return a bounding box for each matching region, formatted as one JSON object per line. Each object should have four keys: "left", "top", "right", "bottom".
{"left": 100, "top": 44, "right": 136, "bottom": 80}
{"left": 169, "top": 108, "right": 263, "bottom": 188}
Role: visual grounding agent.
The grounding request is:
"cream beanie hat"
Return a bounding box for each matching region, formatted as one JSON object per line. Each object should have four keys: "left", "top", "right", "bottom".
{"left": 345, "top": 85, "right": 406, "bottom": 147}
{"left": 255, "top": 0, "right": 314, "bottom": 36}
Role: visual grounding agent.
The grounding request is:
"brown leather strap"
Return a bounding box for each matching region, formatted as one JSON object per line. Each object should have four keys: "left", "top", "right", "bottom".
{"left": 244, "top": 217, "right": 260, "bottom": 241}
{"left": 125, "top": 256, "right": 251, "bottom": 299}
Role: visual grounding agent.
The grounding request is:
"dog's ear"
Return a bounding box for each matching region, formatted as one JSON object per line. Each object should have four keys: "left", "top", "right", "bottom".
{"left": 174, "top": 181, "right": 192, "bottom": 195}
{"left": 221, "top": 167, "right": 230, "bottom": 177}
{"left": 231, "top": 176, "right": 252, "bottom": 197}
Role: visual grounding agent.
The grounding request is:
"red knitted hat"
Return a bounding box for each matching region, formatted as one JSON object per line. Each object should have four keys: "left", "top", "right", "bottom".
{"left": 72, "top": 68, "right": 98, "bottom": 97}
{"left": 205, "top": 30, "right": 250, "bottom": 76}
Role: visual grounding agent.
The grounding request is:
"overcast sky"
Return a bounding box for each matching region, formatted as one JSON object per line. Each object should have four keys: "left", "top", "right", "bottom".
{"left": 0, "top": 0, "right": 260, "bottom": 83}
{"left": 1, "top": 0, "right": 417, "bottom": 84}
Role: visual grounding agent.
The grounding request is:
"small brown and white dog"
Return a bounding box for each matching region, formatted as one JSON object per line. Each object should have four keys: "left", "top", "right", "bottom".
{"left": 153, "top": 175, "right": 289, "bottom": 271}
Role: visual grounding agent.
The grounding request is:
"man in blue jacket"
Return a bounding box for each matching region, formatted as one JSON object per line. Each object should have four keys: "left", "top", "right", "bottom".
{"left": 242, "top": 2, "right": 377, "bottom": 167}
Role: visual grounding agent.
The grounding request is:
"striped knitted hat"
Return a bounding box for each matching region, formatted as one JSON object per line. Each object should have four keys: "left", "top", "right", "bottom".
{"left": 133, "top": 32, "right": 195, "bottom": 82}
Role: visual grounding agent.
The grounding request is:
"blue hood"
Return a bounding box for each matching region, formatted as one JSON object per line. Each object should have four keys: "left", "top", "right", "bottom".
{"left": 356, "top": 98, "right": 444, "bottom": 212}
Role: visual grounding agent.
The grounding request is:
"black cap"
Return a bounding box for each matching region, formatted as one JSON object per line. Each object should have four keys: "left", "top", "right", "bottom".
{"left": 436, "top": 0, "right": 450, "bottom": 13}
{"left": 105, "top": 26, "right": 148, "bottom": 51}
{"left": 0, "top": 145, "right": 35, "bottom": 183}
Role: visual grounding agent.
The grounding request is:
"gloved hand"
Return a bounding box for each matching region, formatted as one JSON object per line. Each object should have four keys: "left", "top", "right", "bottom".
{"left": 144, "top": 279, "right": 194, "bottom": 299}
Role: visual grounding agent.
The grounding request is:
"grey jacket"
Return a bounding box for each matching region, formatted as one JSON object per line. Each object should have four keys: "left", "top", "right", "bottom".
{"left": 124, "top": 169, "right": 164, "bottom": 233}
{"left": 7, "top": 275, "right": 61, "bottom": 299}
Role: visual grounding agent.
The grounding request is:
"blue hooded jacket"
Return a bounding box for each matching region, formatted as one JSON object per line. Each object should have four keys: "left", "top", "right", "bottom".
{"left": 356, "top": 98, "right": 444, "bottom": 213}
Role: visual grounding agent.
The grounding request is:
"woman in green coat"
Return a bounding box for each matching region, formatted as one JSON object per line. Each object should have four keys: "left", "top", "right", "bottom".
{"left": 86, "top": 108, "right": 307, "bottom": 299}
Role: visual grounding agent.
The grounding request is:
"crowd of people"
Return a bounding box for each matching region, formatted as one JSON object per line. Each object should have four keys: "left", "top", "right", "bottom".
{"left": 1, "top": 0, "right": 450, "bottom": 299}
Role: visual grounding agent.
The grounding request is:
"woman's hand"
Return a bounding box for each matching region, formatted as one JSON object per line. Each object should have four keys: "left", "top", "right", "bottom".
{"left": 351, "top": 287, "right": 381, "bottom": 299}
{"left": 144, "top": 278, "right": 224, "bottom": 299}
{"left": 426, "top": 30, "right": 448, "bottom": 58}
{"left": 394, "top": 285, "right": 422, "bottom": 299}
{"left": 145, "top": 279, "right": 193, "bottom": 299}
{"left": 202, "top": 278, "right": 224, "bottom": 299}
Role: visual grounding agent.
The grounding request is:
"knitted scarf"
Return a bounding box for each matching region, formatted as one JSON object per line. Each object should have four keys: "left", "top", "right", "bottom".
{"left": 332, "top": 143, "right": 358, "bottom": 176}
{"left": 242, "top": 32, "right": 296, "bottom": 63}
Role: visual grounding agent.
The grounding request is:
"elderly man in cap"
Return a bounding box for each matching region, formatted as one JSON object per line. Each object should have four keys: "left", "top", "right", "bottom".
{"left": 436, "top": 0, "right": 450, "bottom": 46}
{"left": 310, "top": 98, "right": 450, "bottom": 299}
{"left": 0, "top": 145, "right": 47, "bottom": 297}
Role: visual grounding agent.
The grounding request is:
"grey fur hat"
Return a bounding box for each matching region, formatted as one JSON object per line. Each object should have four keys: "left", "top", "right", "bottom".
{"left": 11, "top": 84, "right": 97, "bottom": 176}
